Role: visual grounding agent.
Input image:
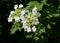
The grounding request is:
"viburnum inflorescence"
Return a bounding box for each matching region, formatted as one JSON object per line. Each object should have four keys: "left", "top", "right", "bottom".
{"left": 21, "top": 7, "right": 41, "bottom": 32}
{"left": 8, "top": 4, "right": 23, "bottom": 22}
{"left": 8, "top": 4, "right": 41, "bottom": 33}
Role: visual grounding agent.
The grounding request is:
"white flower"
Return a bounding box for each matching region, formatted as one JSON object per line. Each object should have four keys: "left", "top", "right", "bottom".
{"left": 32, "top": 7, "right": 37, "bottom": 15}
{"left": 9, "top": 11, "right": 15, "bottom": 17}
{"left": 14, "top": 16, "right": 20, "bottom": 22}
{"left": 21, "top": 9, "right": 29, "bottom": 16}
{"left": 24, "top": 9, "right": 29, "bottom": 14}
{"left": 19, "top": 4, "right": 23, "bottom": 8}
{"left": 32, "top": 26, "right": 36, "bottom": 32}
{"left": 10, "top": 11, "right": 15, "bottom": 14}
{"left": 8, "top": 17, "right": 13, "bottom": 22}
{"left": 34, "top": 19, "right": 39, "bottom": 25}
{"left": 20, "top": 16, "right": 26, "bottom": 22}
{"left": 32, "top": 7, "right": 41, "bottom": 17}
{"left": 21, "top": 10, "right": 25, "bottom": 16}
{"left": 33, "top": 7, "right": 37, "bottom": 10}
{"left": 14, "top": 5, "right": 18, "bottom": 10}
{"left": 8, "top": 11, "right": 15, "bottom": 22}
{"left": 22, "top": 23, "right": 31, "bottom": 32}
{"left": 26, "top": 27, "right": 31, "bottom": 32}
{"left": 22, "top": 23, "right": 27, "bottom": 29}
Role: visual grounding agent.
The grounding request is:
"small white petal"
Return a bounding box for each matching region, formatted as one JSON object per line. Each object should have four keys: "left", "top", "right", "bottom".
{"left": 24, "top": 26, "right": 29, "bottom": 31}
{"left": 10, "top": 11, "right": 15, "bottom": 14}
{"left": 21, "top": 10, "right": 25, "bottom": 16}
{"left": 34, "top": 19, "right": 39, "bottom": 25}
{"left": 14, "top": 16, "right": 20, "bottom": 22}
{"left": 32, "top": 7, "right": 37, "bottom": 15}
{"left": 19, "top": 4, "right": 23, "bottom": 8}
{"left": 22, "top": 23, "right": 31, "bottom": 32}
{"left": 20, "top": 16, "right": 26, "bottom": 22}
{"left": 32, "top": 26, "right": 36, "bottom": 32}
{"left": 24, "top": 9, "right": 29, "bottom": 14}
{"left": 22, "top": 20, "right": 26, "bottom": 24}
{"left": 8, "top": 17, "right": 13, "bottom": 22}
{"left": 26, "top": 27, "right": 31, "bottom": 32}
{"left": 33, "top": 7, "right": 37, "bottom": 10}
{"left": 14, "top": 5, "right": 18, "bottom": 9}
{"left": 22, "top": 23, "right": 27, "bottom": 28}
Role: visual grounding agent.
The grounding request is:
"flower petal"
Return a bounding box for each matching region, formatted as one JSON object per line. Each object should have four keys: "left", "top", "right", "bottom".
{"left": 8, "top": 17, "right": 13, "bottom": 22}
{"left": 19, "top": 4, "right": 23, "bottom": 8}
{"left": 14, "top": 16, "right": 20, "bottom": 22}
{"left": 14, "top": 5, "right": 18, "bottom": 9}
{"left": 32, "top": 26, "right": 36, "bottom": 32}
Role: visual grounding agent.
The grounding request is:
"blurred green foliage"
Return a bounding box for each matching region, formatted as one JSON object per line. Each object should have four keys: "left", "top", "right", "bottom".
{"left": 26, "top": 1, "right": 45, "bottom": 11}
{"left": 0, "top": 0, "right": 60, "bottom": 43}
{"left": 10, "top": 22, "right": 22, "bottom": 34}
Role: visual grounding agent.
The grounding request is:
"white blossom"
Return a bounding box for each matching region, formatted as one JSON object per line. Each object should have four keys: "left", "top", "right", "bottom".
{"left": 22, "top": 23, "right": 27, "bottom": 28}
{"left": 24, "top": 27, "right": 31, "bottom": 32}
{"left": 8, "top": 11, "right": 14, "bottom": 22}
{"left": 10, "top": 11, "right": 15, "bottom": 14}
{"left": 19, "top": 4, "right": 23, "bottom": 8}
{"left": 8, "top": 17, "right": 13, "bottom": 22}
{"left": 34, "top": 19, "right": 39, "bottom": 25}
{"left": 32, "top": 7, "right": 37, "bottom": 15}
{"left": 22, "top": 23, "right": 31, "bottom": 32}
{"left": 32, "top": 26, "right": 36, "bottom": 32}
{"left": 21, "top": 10, "right": 25, "bottom": 16}
{"left": 32, "top": 7, "right": 41, "bottom": 17}
{"left": 20, "top": 16, "right": 26, "bottom": 22}
{"left": 14, "top": 5, "right": 18, "bottom": 10}
{"left": 26, "top": 27, "right": 31, "bottom": 32}
{"left": 8, "top": 5, "right": 41, "bottom": 33}
{"left": 14, "top": 16, "right": 20, "bottom": 22}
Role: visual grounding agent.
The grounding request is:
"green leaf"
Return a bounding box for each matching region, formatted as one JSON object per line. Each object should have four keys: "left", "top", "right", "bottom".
{"left": 33, "top": 37, "right": 39, "bottom": 41}
{"left": 52, "top": 13, "right": 60, "bottom": 17}
{"left": 40, "top": 28, "right": 45, "bottom": 33}
{"left": 25, "top": 34, "right": 33, "bottom": 38}
{"left": 41, "top": 0, "right": 47, "bottom": 4}
{"left": 41, "top": 36, "right": 44, "bottom": 39}
{"left": 39, "top": 28, "right": 45, "bottom": 35}
{"left": 47, "top": 24, "right": 52, "bottom": 29}
{"left": 10, "top": 22, "right": 22, "bottom": 34}
{"left": 26, "top": 1, "right": 44, "bottom": 11}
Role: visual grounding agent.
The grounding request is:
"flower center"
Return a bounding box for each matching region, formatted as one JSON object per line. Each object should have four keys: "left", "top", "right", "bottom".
{"left": 11, "top": 9, "right": 22, "bottom": 19}
{"left": 25, "top": 13, "right": 38, "bottom": 27}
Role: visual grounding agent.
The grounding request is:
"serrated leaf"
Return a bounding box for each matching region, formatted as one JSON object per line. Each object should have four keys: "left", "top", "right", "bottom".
{"left": 10, "top": 22, "right": 22, "bottom": 34}
{"left": 10, "top": 26, "right": 18, "bottom": 34}
{"left": 26, "top": 1, "right": 44, "bottom": 11}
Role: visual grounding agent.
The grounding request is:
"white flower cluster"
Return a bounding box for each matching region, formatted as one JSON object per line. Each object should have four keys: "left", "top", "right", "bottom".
{"left": 8, "top": 4, "right": 41, "bottom": 32}
{"left": 21, "top": 7, "right": 41, "bottom": 32}
{"left": 8, "top": 4, "right": 23, "bottom": 22}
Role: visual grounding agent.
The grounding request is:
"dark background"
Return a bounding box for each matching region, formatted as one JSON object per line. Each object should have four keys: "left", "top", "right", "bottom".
{"left": 0, "top": 0, "right": 60, "bottom": 43}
